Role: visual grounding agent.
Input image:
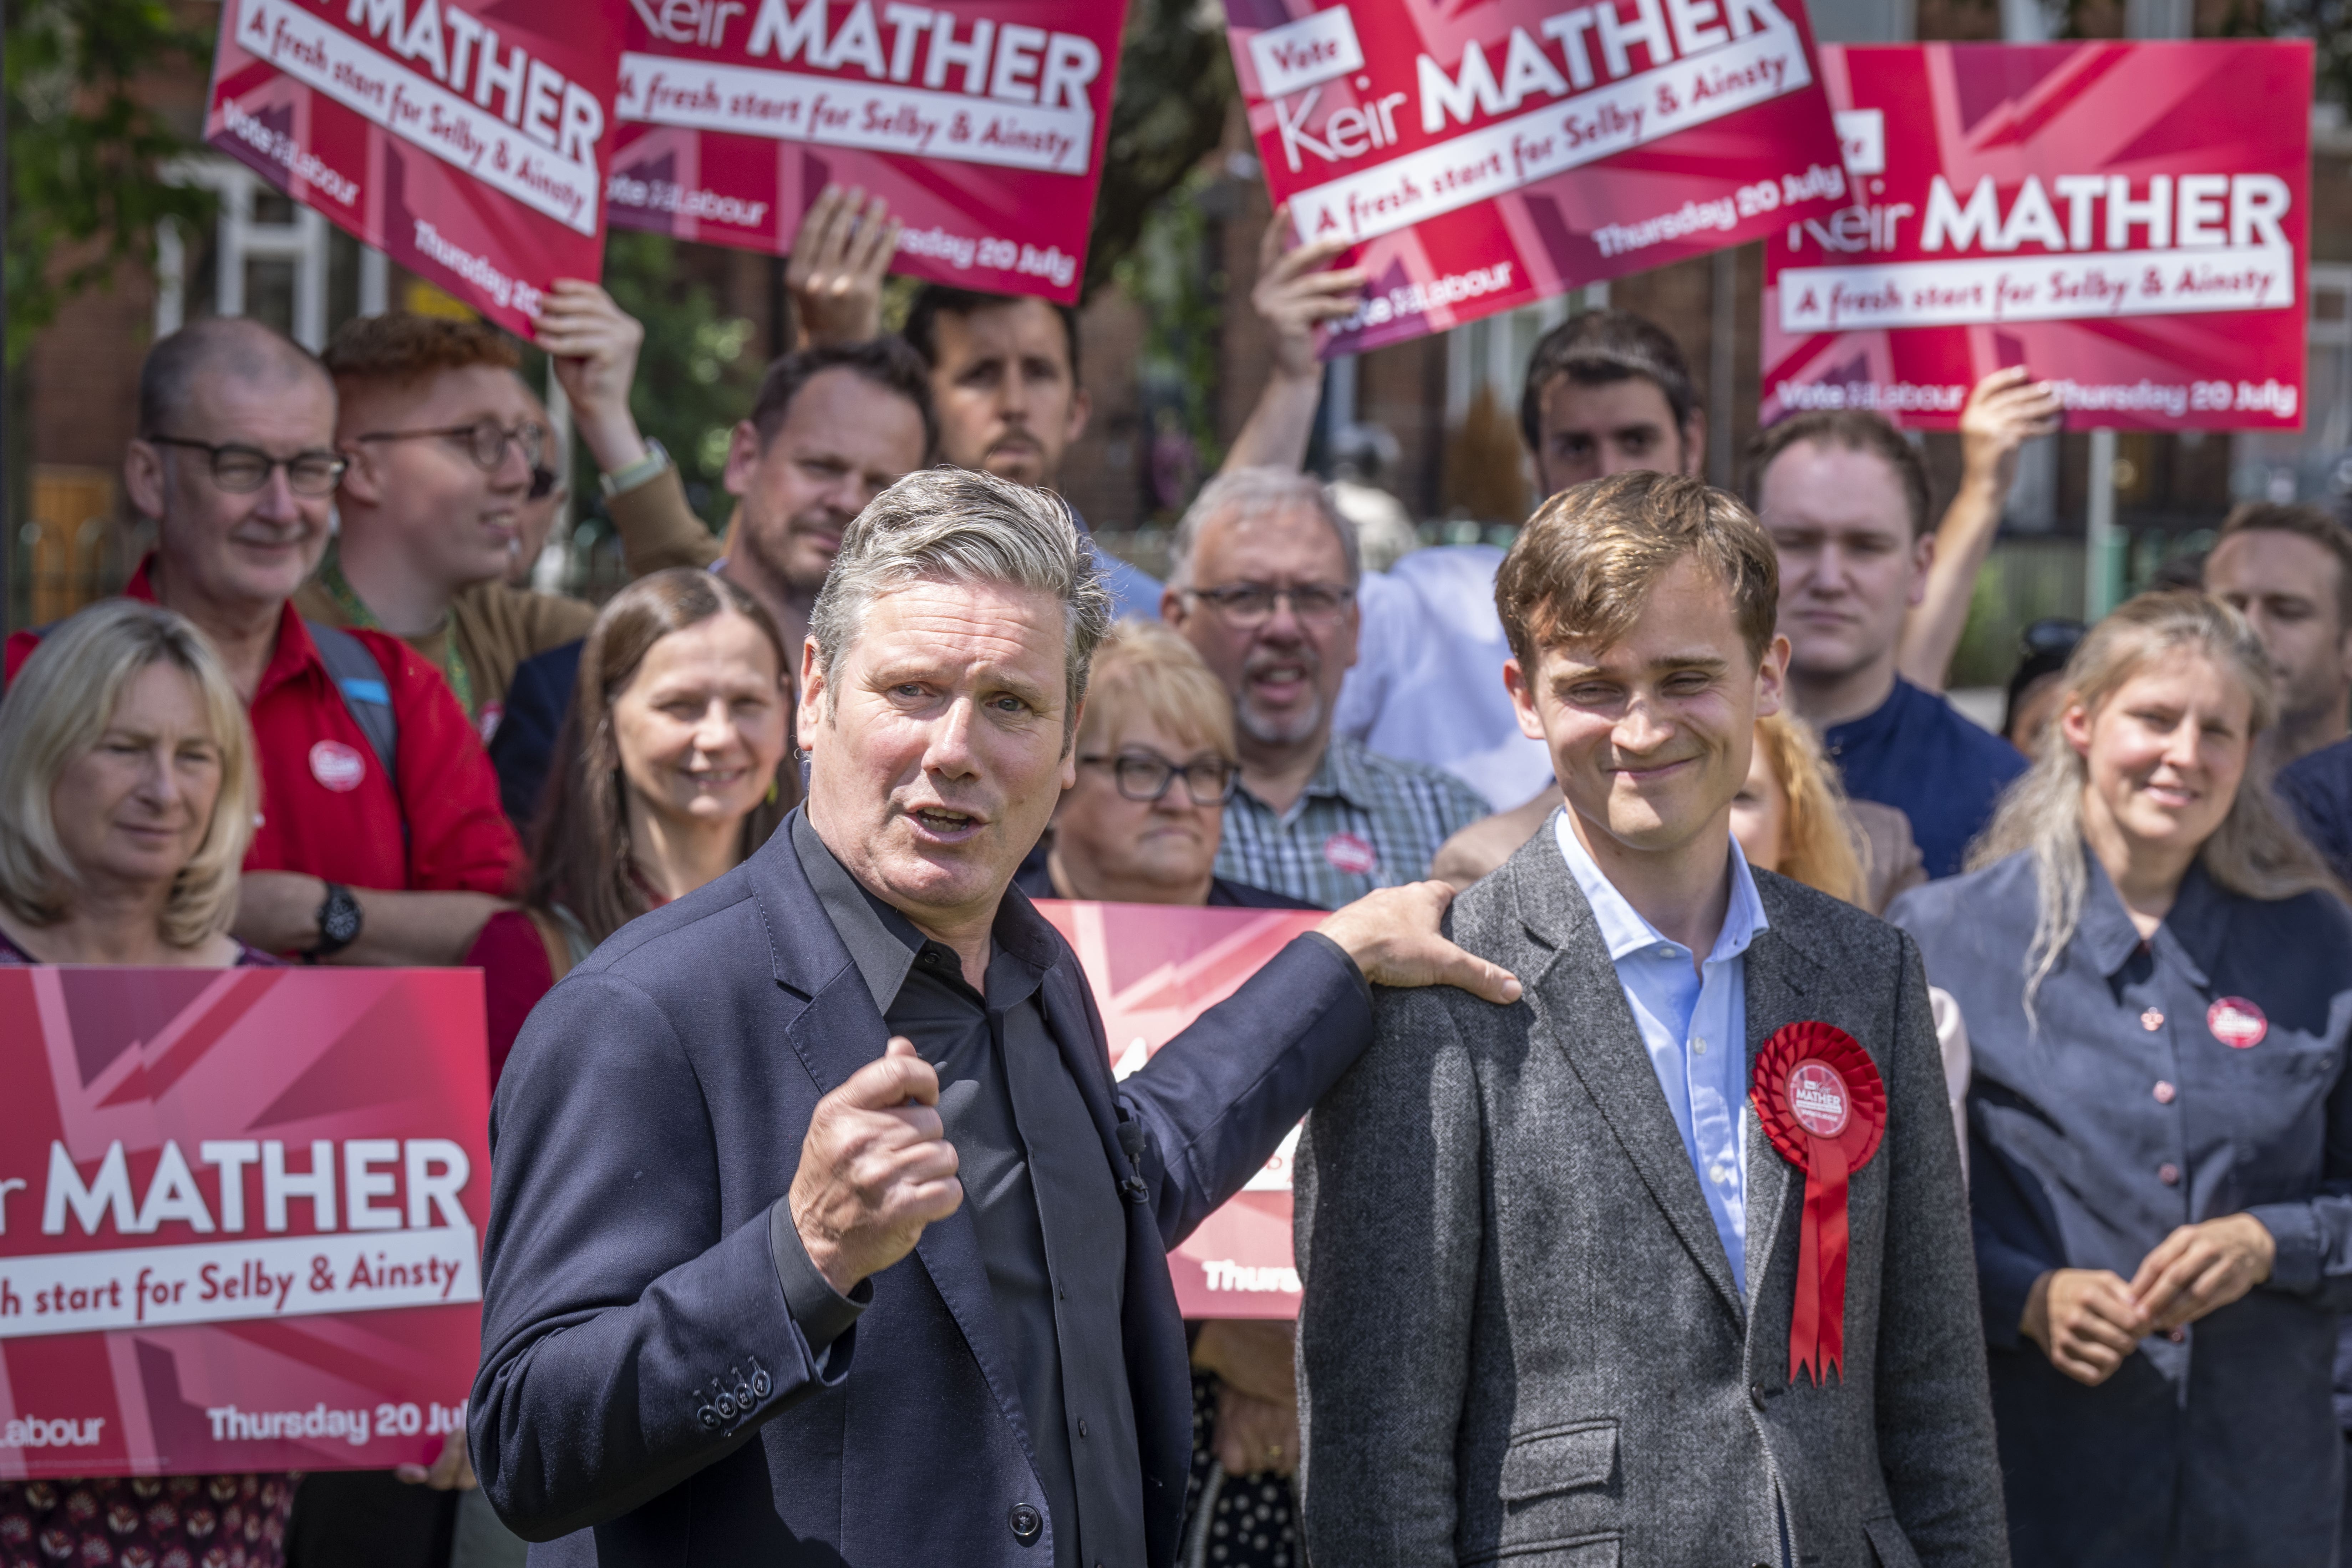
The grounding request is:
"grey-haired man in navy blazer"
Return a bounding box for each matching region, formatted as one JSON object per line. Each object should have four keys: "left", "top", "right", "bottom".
{"left": 469, "top": 465, "right": 1520, "bottom": 1566}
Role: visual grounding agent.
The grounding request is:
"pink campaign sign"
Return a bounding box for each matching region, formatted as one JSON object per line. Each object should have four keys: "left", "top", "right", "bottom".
{"left": 608, "top": 0, "right": 1130, "bottom": 304}
{"left": 1761, "top": 42, "right": 2313, "bottom": 431}
{"left": 0, "top": 968, "right": 492, "bottom": 1477}
{"left": 204, "top": 0, "right": 624, "bottom": 336}
{"left": 1226, "top": 0, "right": 1850, "bottom": 355}
{"left": 1036, "top": 901, "right": 1327, "bottom": 1320}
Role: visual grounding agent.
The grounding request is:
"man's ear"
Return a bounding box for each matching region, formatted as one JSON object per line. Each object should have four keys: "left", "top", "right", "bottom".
{"left": 1505, "top": 656, "right": 1546, "bottom": 741}
{"left": 1908, "top": 529, "right": 1937, "bottom": 608}
{"left": 721, "top": 421, "right": 764, "bottom": 500}
{"left": 123, "top": 440, "right": 167, "bottom": 523}
{"left": 1062, "top": 384, "right": 1092, "bottom": 445}
{"left": 1753, "top": 634, "right": 1791, "bottom": 721}
{"left": 338, "top": 436, "right": 390, "bottom": 507}
{"left": 796, "top": 636, "right": 827, "bottom": 745}
{"left": 1059, "top": 696, "right": 1083, "bottom": 790}
{"left": 1679, "top": 410, "right": 1707, "bottom": 477}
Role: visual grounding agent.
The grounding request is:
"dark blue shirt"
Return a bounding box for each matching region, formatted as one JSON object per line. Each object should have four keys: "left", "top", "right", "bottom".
{"left": 2277, "top": 735, "right": 2352, "bottom": 884}
{"left": 1890, "top": 848, "right": 2352, "bottom": 1567}
{"left": 1822, "top": 677, "right": 2025, "bottom": 879}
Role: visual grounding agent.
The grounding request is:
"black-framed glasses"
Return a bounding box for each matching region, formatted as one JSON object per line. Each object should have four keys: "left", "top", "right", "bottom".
{"left": 1182, "top": 582, "right": 1355, "bottom": 628}
{"left": 145, "top": 435, "right": 347, "bottom": 496}
{"left": 355, "top": 417, "right": 546, "bottom": 473}
{"left": 1078, "top": 751, "right": 1239, "bottom": 806}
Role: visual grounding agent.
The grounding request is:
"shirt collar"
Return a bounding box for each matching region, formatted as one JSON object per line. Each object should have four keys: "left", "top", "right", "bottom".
{"left": 127, "top": 553, "right": 327, "bottom": 705}
{"left": 1553, "top": 808, "right": 1769, "bottom": 966}
{"left": 789, "top": 810, "right": 1058, "bottom": 1011}
{"left": 1823, "top": 676, "right": 1916, "bottom": 749}
{"left": 2074, "top": 843, "right": 2217, "bottom": 988}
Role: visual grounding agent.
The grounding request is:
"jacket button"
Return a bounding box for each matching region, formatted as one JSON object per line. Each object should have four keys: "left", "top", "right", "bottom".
{"left": 2158, "top": 1162, "right": 2181, "bottom": 1186}
{"left": 1009, "top": 1503, "right": 1042, "bottom": 1544}
{"left": 695, "top": 1406, "right": 719, "bottom": 1430}
{"left": 1749, "top": 1382, "right": 1769, "bottom": 1409}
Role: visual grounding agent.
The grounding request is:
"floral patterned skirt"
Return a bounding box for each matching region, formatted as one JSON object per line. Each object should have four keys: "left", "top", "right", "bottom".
{"left": 0, "top": 1474, "right": 294, "bottom": 1568}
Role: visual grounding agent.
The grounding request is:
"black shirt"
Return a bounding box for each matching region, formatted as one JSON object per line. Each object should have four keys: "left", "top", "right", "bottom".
{"left": 789, "top": 814, "right": 1144, "bottom": 1568}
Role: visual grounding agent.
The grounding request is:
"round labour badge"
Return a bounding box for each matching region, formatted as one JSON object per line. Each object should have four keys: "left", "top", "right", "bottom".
{"left": 2208, "top": 996, "right": 2268, "bottom": 1049}
{"left": 1322, "top": 832, "right": 1377, "bottom": 875}
{"left": 309, "top": 740, "right": 366, "bottom": 793}
{"left": 1786, "top": 1061, "right": 1853, "bottom": 1138}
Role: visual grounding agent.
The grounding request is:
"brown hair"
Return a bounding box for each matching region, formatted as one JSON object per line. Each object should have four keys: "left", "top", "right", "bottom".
{"left": 528, "top": 569, "right": 799, "bottom": 944}
{"left": 322, "top": 312, "right": 519, "bottom": 389}
{"left": 1519, "top": 308, "right": 1697, "bottom": 451}
{"left": 1742, "top": 411, "right": 1932, "bottom": 537}
{"left": 2213, "top": 501, "right": 2352, "bottom": 628}
{"left": 1751, "top": 712, "right": 1868, "bottom": 907}
{"left": 1494, "top": 471, "right": 1779, "bottom": 669}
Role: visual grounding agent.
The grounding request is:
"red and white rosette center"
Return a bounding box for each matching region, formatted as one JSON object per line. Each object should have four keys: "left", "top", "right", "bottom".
{"left": 1786, "top": 1061, "right": 1851, "bottom": 1137}
{"left": 1750, "top": 1020, "right": 1887, "bottom": 1387}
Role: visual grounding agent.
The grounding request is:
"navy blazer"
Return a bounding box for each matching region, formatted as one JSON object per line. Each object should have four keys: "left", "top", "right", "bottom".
{"left": 470, "top": 812, "right": 1372, "bottom": 1565}
{"left": 488, "top": 638, "right": 581, "bottom": 833}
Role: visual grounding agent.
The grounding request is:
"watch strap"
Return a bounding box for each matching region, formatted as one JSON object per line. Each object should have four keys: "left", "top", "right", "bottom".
{"left": 599, "top": 437, "right": 672, "bottom": 499}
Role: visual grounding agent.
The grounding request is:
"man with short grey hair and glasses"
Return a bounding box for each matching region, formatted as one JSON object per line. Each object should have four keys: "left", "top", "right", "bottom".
{"left": 1162, "top": 466, "right": 1492, "bottom": 907}
{"left": 471, "top": 465, "right": 1520, "bottom": 1565}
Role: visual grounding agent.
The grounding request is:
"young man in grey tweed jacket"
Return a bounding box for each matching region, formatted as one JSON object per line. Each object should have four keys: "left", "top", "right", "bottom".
{"left": 1295, "top": 472, "right": 2006, "bottom": 1568}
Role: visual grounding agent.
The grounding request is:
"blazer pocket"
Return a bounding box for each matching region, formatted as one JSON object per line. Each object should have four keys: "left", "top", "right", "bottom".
{"left": 1862, "top": 1514, "right": 1924, "bottom": 1568}
{"left": 1499, "top": 1420, "right": 1619, "bottom": 1504}
{"left": 1465, "top": 1531, "right": 1621, "bottom": 1567}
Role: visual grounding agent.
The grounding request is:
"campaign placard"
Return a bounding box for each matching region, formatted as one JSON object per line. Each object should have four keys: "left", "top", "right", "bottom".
{"left": 204, "top": 0, "right": 624, "bottom": 336}
{"left": 1038, "top": 900, "right": 1326, "bottom": 1320}
{"left": 0, "top": 968, "right": 491, "bottom": 1477}
{"left": 1760, "top": 42, "right": 2313, "bottom": 431}
{"left": 1226, "top": 0, "right": 1851, "bottom": 355}
{"left": 608, "top": 0, "right": 1129, "bottom": 304}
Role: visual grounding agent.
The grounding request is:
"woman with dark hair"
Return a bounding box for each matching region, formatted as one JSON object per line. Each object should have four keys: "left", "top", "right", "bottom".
{"left": 1890, "top": 591, "right": 2352, "bottom": 1567}
{"left": 467, "top": 568, "right": 796, "bottom": 1076}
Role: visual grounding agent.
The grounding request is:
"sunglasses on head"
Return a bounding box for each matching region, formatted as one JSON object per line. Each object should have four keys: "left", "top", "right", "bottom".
{"left": 2018, "top": 618, "right": 2087, "bottom": 658}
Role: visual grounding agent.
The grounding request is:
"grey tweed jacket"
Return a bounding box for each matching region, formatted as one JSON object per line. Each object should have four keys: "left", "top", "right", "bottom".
{"left": 1295, "top": 831, "right": 2007, "bottom": 1568}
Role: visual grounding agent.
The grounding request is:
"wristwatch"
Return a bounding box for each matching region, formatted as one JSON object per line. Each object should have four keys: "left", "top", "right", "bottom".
{"left": 306, "top": 882, "right": 363, "bottom": 963}
{"left": 599, "top": 437, "right": 672, "bottom": 499}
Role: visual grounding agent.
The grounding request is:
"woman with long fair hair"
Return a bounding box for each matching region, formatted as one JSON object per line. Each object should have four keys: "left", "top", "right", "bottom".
{"left": 1890, "top": 590, "right": 2352, "bottom": 1567}
{"left": 466, "top": 568, "right": 797, "bottom": 1076}
{"left": 0, "top": 600, "right": 295, "bottom": 1564}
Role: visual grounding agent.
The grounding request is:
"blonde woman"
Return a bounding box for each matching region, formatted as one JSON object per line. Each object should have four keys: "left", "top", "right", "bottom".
{"left": 0, "top": 599, "right": 295, "bottom": 1562}
{"left": 1889, "top": 591, "right": 2352, "bottom": 1568}
{"left": 0, "top": 598, "right": 261, "bottom": 966}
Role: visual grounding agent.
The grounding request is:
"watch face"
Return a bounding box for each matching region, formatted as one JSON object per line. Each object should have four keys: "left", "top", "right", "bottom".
{"left": 322, "top": 890, "right": 362, "bottom": 945}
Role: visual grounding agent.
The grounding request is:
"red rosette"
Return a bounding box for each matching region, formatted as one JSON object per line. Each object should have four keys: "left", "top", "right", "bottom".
{"left": 1750, "top": 1021, "right": 1887, "bottom": 1386}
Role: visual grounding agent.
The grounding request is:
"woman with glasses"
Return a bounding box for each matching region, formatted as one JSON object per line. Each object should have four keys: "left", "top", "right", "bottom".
{"left": 1009, "top": 620, "right": 1312, "bottom": 1568}
{"left": 1890, "top": 593, "right": 2352, "bottom": 1566}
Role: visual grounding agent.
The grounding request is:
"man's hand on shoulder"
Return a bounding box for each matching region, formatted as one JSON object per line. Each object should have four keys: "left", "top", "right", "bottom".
{"left": 1317, "top": 882, "right": 1521, "bottom": 1005}
{"left": 789, "top": 1036, "right": 964, "bottom": 1294}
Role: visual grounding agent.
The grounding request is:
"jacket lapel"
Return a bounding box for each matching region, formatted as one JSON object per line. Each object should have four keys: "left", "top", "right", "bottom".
{"left": 751, "top": 824, "right": 1041, "bottom": 1468}
{"left": 1507, "top": 838, "right": 1748, "bottom": 1328}
{"left": 1738, "top": 920, "right": 1819, "bottom": 1320}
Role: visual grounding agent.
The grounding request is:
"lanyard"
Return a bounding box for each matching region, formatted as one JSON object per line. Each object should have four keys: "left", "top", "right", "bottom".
{"left": 316, "top": 548, "right": 476, "bottom": 718}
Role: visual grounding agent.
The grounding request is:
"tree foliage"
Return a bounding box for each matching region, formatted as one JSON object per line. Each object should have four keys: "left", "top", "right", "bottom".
{"left": 7, "top": 0, "right": 219, "bottom": 362}
{"left": 1084, "top": 0, "right": 1236, "bottom": 300}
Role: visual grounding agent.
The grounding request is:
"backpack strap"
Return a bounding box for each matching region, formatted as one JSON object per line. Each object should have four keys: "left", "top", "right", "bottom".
{"left": 305, "top": 621, "right": 400, "bottom": 790}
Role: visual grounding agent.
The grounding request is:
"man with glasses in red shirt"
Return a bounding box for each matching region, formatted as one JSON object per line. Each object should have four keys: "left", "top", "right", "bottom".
{"left": 2, "top": 314, "right": 522, "bottom": 967}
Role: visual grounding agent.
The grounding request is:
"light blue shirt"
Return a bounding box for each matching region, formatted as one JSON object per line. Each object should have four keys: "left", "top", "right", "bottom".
{"left": 1555, "top": 811, "right": 1768, "bottom": 1293}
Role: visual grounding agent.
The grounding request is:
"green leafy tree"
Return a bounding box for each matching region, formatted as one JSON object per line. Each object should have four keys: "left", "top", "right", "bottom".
{"left": 1085, "top": 0, "right": 1236, "bottom": 299}
{"left": 7, "top": 0, "right": 219, "bottom": 360}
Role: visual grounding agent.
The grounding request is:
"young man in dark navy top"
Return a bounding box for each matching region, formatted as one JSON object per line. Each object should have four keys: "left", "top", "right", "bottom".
{"left": 1746, "top": 411, "right": 2025, "bottom": 878}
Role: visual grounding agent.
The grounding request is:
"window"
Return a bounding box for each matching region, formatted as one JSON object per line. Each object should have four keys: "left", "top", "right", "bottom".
{"left": 2231, "top": 263, "right": 2352, "bottom": 506}
{"left": 155, "top": 157, "right": 387, "bottom": 349}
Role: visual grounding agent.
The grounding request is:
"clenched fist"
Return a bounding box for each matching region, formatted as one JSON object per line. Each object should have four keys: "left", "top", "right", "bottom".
{"left": 789, "top": 1036, "right": 963, "bottom": 1294}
